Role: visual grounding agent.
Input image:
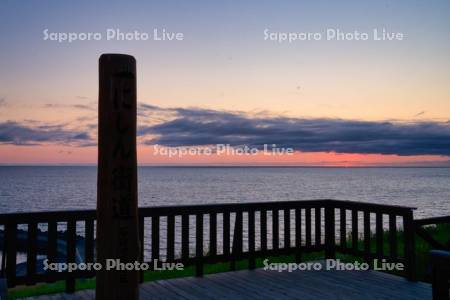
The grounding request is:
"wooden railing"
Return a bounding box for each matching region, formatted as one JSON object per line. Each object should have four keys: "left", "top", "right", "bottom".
{"left": 414, "top": 216, "right": 450, "bottom": 251}
{"left": 0, "top": 199, "right": 417, "bottom": 293}
{"left": 430, "top": 250, "right": 450, "bottom": 300}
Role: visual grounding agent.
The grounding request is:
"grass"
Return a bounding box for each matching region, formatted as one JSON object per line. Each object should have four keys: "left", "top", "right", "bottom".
{"left": 7, "top": 223, "right": 450, "bottom": 299}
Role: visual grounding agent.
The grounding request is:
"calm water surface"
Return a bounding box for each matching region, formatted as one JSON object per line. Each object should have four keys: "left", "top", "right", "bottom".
{"left": 1, "top": 166, "right": 449, "bottom": 218}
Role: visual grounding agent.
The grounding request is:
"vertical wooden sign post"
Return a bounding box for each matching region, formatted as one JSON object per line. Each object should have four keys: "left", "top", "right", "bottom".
{"left": 96, "top": 54, "right": 139, "bottom": 300}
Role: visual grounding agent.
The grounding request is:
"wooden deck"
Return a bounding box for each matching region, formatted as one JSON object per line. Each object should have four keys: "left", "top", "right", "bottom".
{"left": 26, "top": 268, "right": 431, "bottom": 300}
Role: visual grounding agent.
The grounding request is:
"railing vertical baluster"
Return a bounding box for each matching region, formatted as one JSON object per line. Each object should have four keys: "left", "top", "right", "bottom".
{"left": 5, "top": 222, "right": 17, "bottom": 288}
{"left": 325, "top": 205, "right": 336, "bottom": 259}
{"left": 26, "top": 222, "right": 37, "bottom": 285}
{"left": 285, "top": 209, "right": 291, "bottom": 249}
{"left": 295, "top": 208, "right": 302, "bottom": 262}
{"left": 364, "top": 211, "right": 371, "bottom": 261}
{"left": 231, "top": 211, "right": 243, "bottom": 271}
{"left": 352, "top": 210, "right": 358, "bottom": 251}
{"left": 47, "top": 221, "right": 57, "bottom": 283}
{"left": 389, "top": 214, "right": 397, "bottom": 259}
{"left": 152, "top": 216, "right": 160, "bottom": 265}
{"left": 305, "top": 208, "right": 311, "bottom": 247}
{"left": 223, "top": 212, "right": 230, "bottom": 257}
{"left": 315, "top": 207, "right": 321, "bottom": 246}
{"left": 340, "top": 208, "right": 347, "bottom": 249}
{"left": 403, "top": 211, "right": 416, "bottom": 281}
{"left": 260, "top": 210, "right": 267, "bottom": 252}
{"left": 376, "top": 213, "right": 383, "bottom": 257}
{"left": 210, "top": 213, "right": 217, "bottom": 257}
{"left": 167, "top": 215, "right": 175, "bottom": 261}
{"left": 138, "top": 216, "right": 144, "bottom": 283}
{"left": 181, "top": 214, "right": 189, "bottom": 261}
{"left": 248, "top": 210, "right": 256, "bottom": 269}
{"left": 85, "top": 219, "right": 94, "bottom": 264}
{"left": 66, "top": 220, "right": 76, "bottom": 293}
{"left": 272, "top": 210, "right": 279, "bottom": 251}
{"left": 195, "top": 213, "right": 204, "bottom": 277}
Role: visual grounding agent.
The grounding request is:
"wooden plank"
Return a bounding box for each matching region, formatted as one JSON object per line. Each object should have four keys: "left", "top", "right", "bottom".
{"left": 156, "top": 279, "right": 200, "bottom": 300}
{"left": 209, "top": 213, "right": 217, "bottom": 257}
{"left": 389, "top": 214, "right": 397, "bottom": 259}
{"left": 231, "top": 211, "right": 243, "bottom": 270}
{"left": 364, "top": 211, "right": 371, "bottom": 260}
{"left": 66, "top": 220, "right": 76, "bottom": 293}
{"left": 248, "top": 210, "right": 256, "bottom": 269}
{"left": 260, "top": 210, "right": 267, "bottom": 252}
{"left": 195, "top": 213, "right": 203, "bottom": 277}
{"left": 182, "top": 214, "right": 189, "bottom": 260}
{"left": 26, "top": 222, "right": 37, "bottom": 285}
{"left": 217, "top": 271, "right": 282, "bottom": 300}
{"left": 352, "top": 209, "right": 358, "bottom": 251}
{"left": 403, "top": 210, "right": 417, "bottom": 281}
{"left": 295, "top": 208, "right": 302, "bottom": 262}
{"left": 181, "top": 275, "right": 244, "bottom": 299}
{"left": 5, "top": 222, "right": 17, "bottom": 287}
{"left": 284, "top": 209, "right": 291, "bottom": 249}
{"left": 139, "top": 216, "right": 145, "bottom": 283}
{"left": 47, "top": 221, "right": 57, "bottom": 283}
{"left": 223, "top": 212, "right": 230, "bottom": 257}
{"left": 272, "top": 210, "right": 279, "bottom": 250}
{"left": 376, "top": 213, "right": 383, "bottom": 257}
{"left": 315, "top": 207, "right": 321, "bottom": 246}
{"left": 305, "top": 208, "right": 311, "bottom": 247}
{"left": 167, "top": 215, "right": 175, "bottom": 261}
{"left": 85, "top": 219, "right": 94, "bottom": 264}
{"left": 152, "top": 216, "right": 160, "bottom": 263}
{"left": 325, "top": 206, "right": 336, "bottom": 259}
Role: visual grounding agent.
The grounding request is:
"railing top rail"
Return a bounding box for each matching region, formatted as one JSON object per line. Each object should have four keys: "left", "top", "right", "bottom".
{"left": 329, "top": 199, "right": 416, "bottom": 212}
{"left": 0, "top": 199, "right": 417, "bottom": 223}
{"left": 414, "top": 215, "right": 450, "bottom": 226}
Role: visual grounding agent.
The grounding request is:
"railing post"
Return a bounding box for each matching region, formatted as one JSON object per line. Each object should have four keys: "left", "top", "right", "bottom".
{"left": 430, "top": 250, "right": 450, "bottom": 300}
{"left": 5, "top": 223, "right": 17, "bottom": 288}
{"left": 295, "top": 208, "right": 302, "bottom": 262}
{"left": 325, "top": 205, "right": 336, "bottom": 259}
{"left": 66, "top": 220, "right": 76, "bottom": 293}
{"left": 403, "top": 210, "right": 417, "bottom": 281}
{"left": 195, "top": 213, "right": 204, "bottom": 277}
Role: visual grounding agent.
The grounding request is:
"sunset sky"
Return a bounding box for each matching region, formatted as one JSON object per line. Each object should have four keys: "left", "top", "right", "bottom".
{"left": 1, "top": 0, "right": 450, "bottom": 166}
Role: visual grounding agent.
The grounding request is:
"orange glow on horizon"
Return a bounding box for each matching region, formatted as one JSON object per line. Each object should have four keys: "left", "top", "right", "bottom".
{"left": 0, "top": 144, "right": 448, "bottom": 167}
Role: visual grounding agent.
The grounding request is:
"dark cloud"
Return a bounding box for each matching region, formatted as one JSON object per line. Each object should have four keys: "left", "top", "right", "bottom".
{"left": 3, "top": 104, "right": 450, "bottom": 156}
{"left": 139, "top": 107, "right": 450, "bottom": 156}
{"left": 414, "top": 111, "right": 426, "bottom": 117}
{"left": 0, "top": 121, "right": 92, "bottom": 146}
{"left": 0, "top": 97, "right": 6, "bottom": 106}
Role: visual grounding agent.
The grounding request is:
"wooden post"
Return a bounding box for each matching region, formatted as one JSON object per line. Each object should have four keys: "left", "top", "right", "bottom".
{"left": 403, "top": 210, "right": 417, "bottom": 281}
{"left": 325, "top": 205, "right": 336, "bottom": 259}
{"left": 96, "top": 54, "right": 139, "bottom": 300}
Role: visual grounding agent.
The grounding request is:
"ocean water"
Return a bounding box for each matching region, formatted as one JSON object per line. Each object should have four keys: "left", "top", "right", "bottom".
{"left": 0, "top": 166, "right": 449, "bottom": 218}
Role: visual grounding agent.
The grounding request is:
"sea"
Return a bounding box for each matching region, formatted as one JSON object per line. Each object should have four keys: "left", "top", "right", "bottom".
{"left": 1, "top": 166, "right": 449, "bottom": 218}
